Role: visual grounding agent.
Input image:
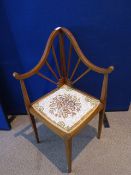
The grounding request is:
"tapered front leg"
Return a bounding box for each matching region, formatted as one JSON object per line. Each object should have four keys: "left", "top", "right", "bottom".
{"left": 97, "top": 110, "right": 105, "bottom": 139}
{"left": 29, "top": 114, "right": 40, "bottom": 143}
{"left": 64, "top": 138, "right": 72, "bottom": 173}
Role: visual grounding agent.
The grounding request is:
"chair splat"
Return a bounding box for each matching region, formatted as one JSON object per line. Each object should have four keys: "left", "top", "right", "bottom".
{"left": 51, "top": 44, "right": 61, "bottom": 78}
{"left": 45, "top": 60, "right": 59, "bottom": 80}
{"left": 72, "top": 68, "right": 91, "bottom": 84}
{"left": 67, "top": 42, "right": 72, "bottom": 77}
{"left": 59, "top": 33, "right": 67, "bottom": 78}
{"left": 70, "top": 58, "right": 81, "bottom": 81}
{"left": 37, "top": 72, "right": 57, "bottom": 85}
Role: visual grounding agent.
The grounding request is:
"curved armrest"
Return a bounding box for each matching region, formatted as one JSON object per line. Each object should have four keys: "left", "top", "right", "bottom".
{"left": 88, "top": 64, "right": 114, "bottom": 74}
{"left": 13, "top": 70, "right": 35, "bottom": 80}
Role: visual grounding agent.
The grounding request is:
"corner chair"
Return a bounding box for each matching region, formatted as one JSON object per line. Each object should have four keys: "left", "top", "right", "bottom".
{"left": 13, "top": 27, "right": 114, "bottom": 173}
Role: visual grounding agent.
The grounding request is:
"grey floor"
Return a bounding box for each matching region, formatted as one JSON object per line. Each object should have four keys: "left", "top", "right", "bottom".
{"left": 0, "top": 111, "right": 131, "bottom": 175}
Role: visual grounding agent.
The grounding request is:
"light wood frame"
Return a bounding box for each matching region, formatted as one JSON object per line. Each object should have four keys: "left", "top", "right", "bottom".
{"left": 13, "top": 27, "right": 114, "bottom": 173}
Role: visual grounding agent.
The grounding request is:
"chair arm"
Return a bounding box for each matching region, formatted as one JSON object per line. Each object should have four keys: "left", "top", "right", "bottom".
{"left": 13, "top": 69, "right": 35, "bottom": 80}
{"left": 88, "top": 64, "right": 114, "bottom": 74}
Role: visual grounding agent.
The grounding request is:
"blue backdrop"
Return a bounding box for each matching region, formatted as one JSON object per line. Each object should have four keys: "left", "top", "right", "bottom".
{"left": 0, "top": 104, "right": 10, "bottom": 130}
{"left": 0, "top": 0, "right": 131, "bottom": 114}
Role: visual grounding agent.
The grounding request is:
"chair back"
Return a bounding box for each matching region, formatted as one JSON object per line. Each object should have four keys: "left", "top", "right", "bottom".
{"left": 35, "top": 27, "right": 94, "bottom": 87}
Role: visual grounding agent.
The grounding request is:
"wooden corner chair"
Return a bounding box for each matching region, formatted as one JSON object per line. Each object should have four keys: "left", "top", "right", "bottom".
{"left": 13, "top": 27, "right": 114, "bottom": 173}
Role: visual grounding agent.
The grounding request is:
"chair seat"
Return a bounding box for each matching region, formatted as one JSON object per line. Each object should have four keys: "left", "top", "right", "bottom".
{"left": 31, "top": 85, "right": 101, "bottom": 132}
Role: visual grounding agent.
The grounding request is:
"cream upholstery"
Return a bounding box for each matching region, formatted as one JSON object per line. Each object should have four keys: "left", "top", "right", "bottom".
{"left": 32, "top": 85, "right": 100, "bottom": 131}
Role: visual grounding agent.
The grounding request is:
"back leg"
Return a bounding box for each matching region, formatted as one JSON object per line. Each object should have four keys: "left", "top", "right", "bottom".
{"left": 97, "top": 110, "right": 105, "bottom": 139}
{"left": 29, "top": 114, "right": 40, "bottom": 143}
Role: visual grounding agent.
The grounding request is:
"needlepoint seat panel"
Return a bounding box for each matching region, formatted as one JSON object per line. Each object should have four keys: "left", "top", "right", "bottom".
{"left": 13, "top": 27, "right": 114, "bottom": 173}
{"left": 31, "top": 85, "right": 100, "bottom": 132}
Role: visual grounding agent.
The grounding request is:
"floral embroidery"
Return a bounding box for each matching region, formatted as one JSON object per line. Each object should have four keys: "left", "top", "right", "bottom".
{"left": 64, "top": 86, "right": 73, "bottom": 91}
{"left": 85, "top": 96, "right": 98, "bottom": 106}
{"left": 57, "top": 121, "right": 65, "bottom": 127}
{"left": 34, "top": 103, "right": 44, "bottom": 112}
{"left": 32, "top": 85, "right": 100, "bottom": 131}
{"left": 49, "top": 94, "right": 81, "bottom": 118}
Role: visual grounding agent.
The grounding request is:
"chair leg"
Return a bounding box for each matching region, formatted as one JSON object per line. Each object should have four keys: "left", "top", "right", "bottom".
{"left": 103, "top": 113, "right": 110, "bottom": 128}
{"left": 97, "top": 110, "right": 105, "bottom": 139}
{"left": 29, "top": 114, "right": 40, "bottom": 143}
{"left": 64, "top": 138, "right": 72, "bottom": 173}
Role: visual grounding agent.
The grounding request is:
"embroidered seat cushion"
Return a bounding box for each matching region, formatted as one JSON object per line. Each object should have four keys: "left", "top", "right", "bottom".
{"left": 32, "top": 85, "right": 100, "bottom": 132}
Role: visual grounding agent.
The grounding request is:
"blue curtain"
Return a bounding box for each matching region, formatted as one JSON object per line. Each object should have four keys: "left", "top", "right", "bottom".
{"left": 0, "top": 104, "right": 10, "bottom": 130}
{"left": 0, "top": 0, "right": 131, "bottom": 114}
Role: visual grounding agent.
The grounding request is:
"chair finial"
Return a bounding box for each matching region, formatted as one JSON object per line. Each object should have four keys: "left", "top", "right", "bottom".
{"left": 54, "top": 27, "right": 62, "bottom": 31}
